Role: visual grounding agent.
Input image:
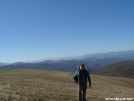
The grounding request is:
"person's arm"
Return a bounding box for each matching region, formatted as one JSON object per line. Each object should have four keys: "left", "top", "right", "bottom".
{"left": 86, "top": 71, "right": 91, "bottom": 87}
{"left": 88, "top": 75, "right": 91, "bottom": 87}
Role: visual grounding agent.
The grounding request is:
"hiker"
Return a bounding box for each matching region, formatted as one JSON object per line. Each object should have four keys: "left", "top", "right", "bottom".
{"left": 74, "top": 64, "right": 91, "bottom": 101}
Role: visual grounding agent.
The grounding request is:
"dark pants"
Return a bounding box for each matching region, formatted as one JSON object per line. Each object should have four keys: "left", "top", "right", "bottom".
{"left": 78, "top": 83, "right": 87, "bottom": 101}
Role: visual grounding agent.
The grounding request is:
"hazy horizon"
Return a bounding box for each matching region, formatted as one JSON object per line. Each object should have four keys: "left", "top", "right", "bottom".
{"left": 1, "top": 49, "right": 134, "bottom": 63}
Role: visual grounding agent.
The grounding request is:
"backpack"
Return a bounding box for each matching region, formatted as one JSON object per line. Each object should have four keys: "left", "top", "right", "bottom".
{"left": 74, "top": 75, "right": 78, "bottom": 83}
{"left": 74, "top": 70, "right": 88, "bottom": 83}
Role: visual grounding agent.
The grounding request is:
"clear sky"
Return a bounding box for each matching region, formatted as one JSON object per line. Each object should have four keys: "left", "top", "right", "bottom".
{"left": 0, "top": 0, "right": 134, "bottom": 63}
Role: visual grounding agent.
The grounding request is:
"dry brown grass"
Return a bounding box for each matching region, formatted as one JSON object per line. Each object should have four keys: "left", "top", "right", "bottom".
{"left": 0, "top": 69, "right": 134, "bottom": 101}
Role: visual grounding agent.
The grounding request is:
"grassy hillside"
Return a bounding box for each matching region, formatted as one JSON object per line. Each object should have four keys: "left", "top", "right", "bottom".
{"left": 92, "top": 60, "right": 134, "bottom": 78}
{"left": 0, "top": 69, "right": 134, "bottom": 101}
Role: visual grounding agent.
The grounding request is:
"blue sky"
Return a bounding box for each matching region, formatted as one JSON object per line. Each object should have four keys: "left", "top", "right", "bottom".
{"left": 0, "top": 0, "right": 134, "bottom": 63}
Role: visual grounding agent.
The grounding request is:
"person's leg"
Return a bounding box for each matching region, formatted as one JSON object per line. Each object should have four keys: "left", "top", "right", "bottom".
{"left": 79, "top": 84, "right": 82, "bottom": 101}
{"left": 82, "top": 83, "right": 87, "bottom": 101}
{"left": 83, "top": 88, "right": 86, "bottom": 101}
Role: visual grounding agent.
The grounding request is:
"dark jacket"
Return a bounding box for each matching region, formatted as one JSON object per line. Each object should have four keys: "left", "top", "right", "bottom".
{"left": 74, "top": 69, "right": 91, "bottom": 85}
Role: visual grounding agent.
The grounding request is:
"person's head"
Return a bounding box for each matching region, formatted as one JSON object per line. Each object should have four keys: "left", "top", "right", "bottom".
{"left": 80, "top": 64, "right": 85, "bottom": 71}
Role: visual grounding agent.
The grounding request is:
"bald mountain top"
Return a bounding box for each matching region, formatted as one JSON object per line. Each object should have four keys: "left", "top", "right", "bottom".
{"left": 92, "top": 60, "right": 134, "bottom": 78}
{"left": 0, "top": 69, "right": 134, "bottom": 101}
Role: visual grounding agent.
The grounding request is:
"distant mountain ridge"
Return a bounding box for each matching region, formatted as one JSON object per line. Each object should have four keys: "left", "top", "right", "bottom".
{"left": 0, "top": 58, "right": 129, "bottom": 72}
{"left": 38, "top": 50, "right": 134, "bottom": 61}
{"left": 0, "top": 62, "right": 8, "bottom": 66}
{"left": 78, "top": 50, "right": 134, "bottom": 60}
{"left": 0, "top": 50, "right": 134, "bottom": 72}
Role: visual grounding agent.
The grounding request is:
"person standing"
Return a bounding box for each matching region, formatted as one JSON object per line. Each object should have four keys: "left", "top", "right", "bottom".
{"left": 74, "top": 64, "right": 91, "bottom": 101}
